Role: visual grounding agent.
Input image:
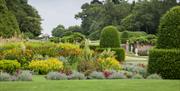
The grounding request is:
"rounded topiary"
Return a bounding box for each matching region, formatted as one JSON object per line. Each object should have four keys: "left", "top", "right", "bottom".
{"left": 100, "top": 26, "right": 120, "bottom": 48}
{"left": 121, "top": 31, "right": 129, "bottom": 44}
{"left": 157, "top": 6, "right": 180, "bottom": 49}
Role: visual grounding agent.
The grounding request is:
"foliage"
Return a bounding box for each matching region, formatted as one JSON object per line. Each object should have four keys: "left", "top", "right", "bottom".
{"left": 96, "top": 57, "right": 121, "bottom": 71}
{"left": 77, "top": 61, "right": 96, "bottom": 76}
{"left": 147, "top": 74, "right": 162, "bottom": 79}
{"left": 82, "top": 39, "right": 93, "bottom": 61}
{"left": 89, "top": 71, "right": 105, "bottom": 79}
{"left": 0, "top": 60, "right": 21, "bottom": 73}
{"left": 46, "top": 72, "right": 67, "bottom": 80}
{"left": 98, "top": 48, "right": 115, "bottom": 59}
{"left": 52, "top": 24, "right": 70, "bottom": 37}
{"left": 132, "top": 74, "right": 144, "bottom": 79}
{"left": 6, "top": 0, "right": 42, "bottom": 37}
{"left": 121, "top": 31, "right": 129, "bottom": 44}
{"left": 17, "top": 70, "right": 32, "bottom": 81}
{"left": 61, "top": 32, "right": 85, "bottom": 43}
{"left": 0, "top": 0, "right": 20, "bottom": 38}
{"left": 26, "top": 42, "right": 59, "bottom": 57}
{"left": 88, "top": 30, "right": 101, "bottom": 40}
{"left": 148, "top": 49, "right": 180, "bottom": 79}
{"left": 157, "top": 6, "right": 180, "bottom": 49}
{"left": 75, "top": 1, "right": 131, "bottom": 35}
{"left": 49, "top": 37, "right": 61, "bottom": 43}
{"left": 59, "top": 43, "right": 82, "bottom": 57}
{"left": 0, "top": 72, "right": 11, "bottom": 81}
{"left": 96, "top": 48, "right": 125, "bottom": 62}
{"left": 100, "top": 26, "right": 120, "bottom": 48}
{"left": 29, "top": 58, "right": 63, "bottom": 74}
{"left": 67, "top": 25, "right": 82, "bottom": 33}
{"left": 68, "top": 71, "right": 86, "bottom": 80}
{"left": 121, "top": 0, "right": 178, "bottom": 34}
{"left": 3, "top": 48, "right": 33, "bottom": 66}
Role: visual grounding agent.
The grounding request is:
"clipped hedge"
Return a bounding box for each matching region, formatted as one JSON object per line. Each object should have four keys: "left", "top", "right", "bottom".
{"left": 148, "top": 49, "right": 180, "bottom": 79}
{"left": 96, "top": 48, "right": 125, "bottom": 62}
{"left": 100, "top": 26, "right": 120, "bottom": 48}
{"left": 157, "top": 6, "right": 180, "bottom": 49}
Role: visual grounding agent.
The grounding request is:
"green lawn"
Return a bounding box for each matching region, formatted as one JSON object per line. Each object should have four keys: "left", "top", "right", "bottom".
{"left": 125, "top": 56, "right": 148, "bottom": 64}
{"left": 0, "top": 76, "right": 179, "bottom": 91}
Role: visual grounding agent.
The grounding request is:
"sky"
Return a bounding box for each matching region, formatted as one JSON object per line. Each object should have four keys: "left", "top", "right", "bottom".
{"left": 28, "top": 0, "right": 92, "bottom": 35}
{"left": 28, "top": 0, "right": 134, "bottom": 35}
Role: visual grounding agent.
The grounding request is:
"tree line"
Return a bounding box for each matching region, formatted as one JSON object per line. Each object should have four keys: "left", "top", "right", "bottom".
{"left": 0, "top": 0, "right": 41, "bottom": 38}
{"left": 74, "top": 0, "right": 179, "bottom": 40}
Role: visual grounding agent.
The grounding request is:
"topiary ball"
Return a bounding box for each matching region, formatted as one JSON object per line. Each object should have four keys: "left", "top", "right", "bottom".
{"left": 157, "top": 6, "right": 180, "bottom": 49}
{"left": 100, "top": 26, "right": 120, "bottom": 48}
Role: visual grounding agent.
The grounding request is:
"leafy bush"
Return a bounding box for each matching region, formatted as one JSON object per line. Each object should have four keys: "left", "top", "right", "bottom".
{"left": 17, "top": 70, "right": 32, "bottom": 81}
{"left": 26, "top": 42, "right": 59, "bottom": 57}
{"left": 147, "top": 74, "right": 162, "bottom": 79}
{"left": 89, "top": 71, "right": 105, "bottom": 79}
{"left": 0, "top": 60, "right": 21, "bottom": 73}
{"left": 58, "top": 43, "right": 82, "bottom": 57}
{"left": 157, "top": 6, "right": 180, "bottom": 49}
{"left": 96, "top": 48, "right": 125, "bottom": 62}
{"left": 100, "top": 26, "right": 120, "bottom": 48}
{"left": 29, "top": 58, "right": 63, "bottom": 74}
{"left": 3, "top": 48, "right": 33, "bottom": 66}
{"left": 96, "top": 57, "right": 121, "bottom": 71}
{"left": 0, "top": 72, "right": 11, "bottom": 81}
{"left": 61, "top": 32, "right": 85, "bottom": 43}
{"left": 46, "top": 72, "right": 67, "bottom": 80}
{"left": 68, "top": 71, "right": 86, "bottom": 80}
{"left": 49, "top": 37, "right": 61, "bottom": 43}
{"left": 148, "top": 49, "right": 180, "bottom": 79}
{"left": 77, "top": 61, "right": 96, "bottom": 76}
{"left": 121, "top": 31, "right": 129, "bottom": 44}
{"left": 108, "top": 72, "right": 127, "bottom": 79}
{"left": 132, "top": 74, "right": 144, "bottom": 79}
{"left": 81, "top": 39, "right": 93, "bottom": 61}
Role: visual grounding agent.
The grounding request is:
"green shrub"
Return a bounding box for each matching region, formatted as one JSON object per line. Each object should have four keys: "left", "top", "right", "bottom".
{"left": 3, "top": 48, "right": 33, "bottom": 66}
{"left": 77, "top": 61, "right": 96, "bottom": 76}
{"left": 157, "top": 6, "right": 180, "bottom": 49}
{"left": 28, "top": 58, "right": 64, "bottom": 75}
{"left": 121, "top": 31, "right": 129, "bottom": 44}
{"left": 49, "top": 37, "right": 61, "bottom": 43}
{"left": 0, "top": 60, "right": 21, "bottom": 73}
{"left": 61, "top": 32, "right": 85, "bottom": 43}
{"left": 100, "top": 26, "right": 120, "bottom": 48}
{"left": 148, "top": 49, "right": 180, "bottom": 79}
{"left": 132, "top": 74, "right": 144, "bottom": 79}
{"left": 147, "top": 74, "right": 162, "bottom": 79}
{"left": 96, "top": 48, "right": 125, "bottom": 62}
{"left": 26, "top": 42, "right": 59, "bottom": 57}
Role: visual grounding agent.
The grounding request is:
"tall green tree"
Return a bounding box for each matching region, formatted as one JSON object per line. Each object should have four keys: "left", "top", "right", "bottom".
{"left": 121, "top": 0, "right": 178, "bottom": 34}
{"left": 75, "top": 0, "right": 131, "bottom": 36}
{"left": 0, "top": 0, "right": 20, "bottom": 38}
{"left": 52, "top": 25, "right": 70, "bottom": 37}
{"left": 5, "top": 0, "right": 42, "bottom": 38}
